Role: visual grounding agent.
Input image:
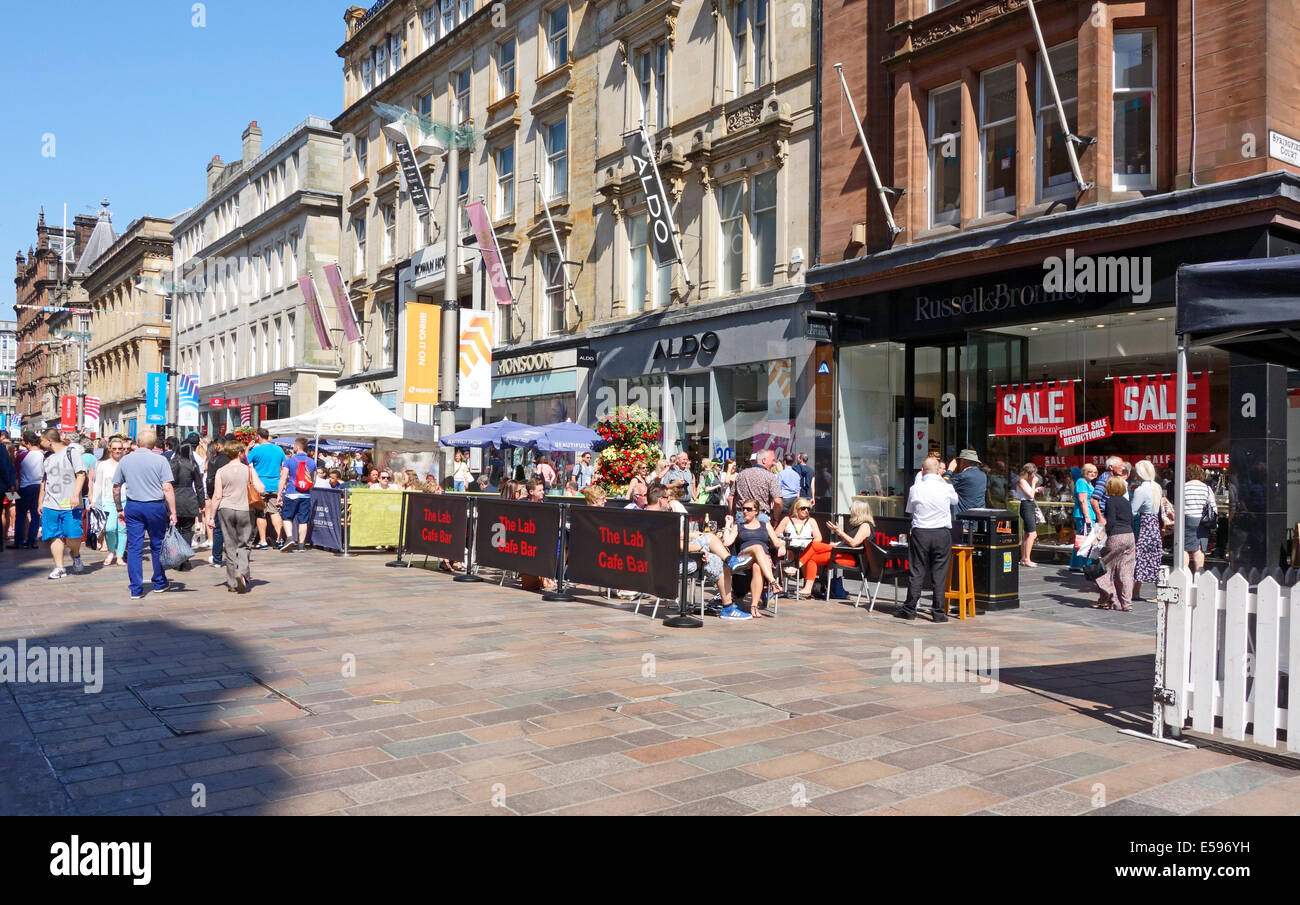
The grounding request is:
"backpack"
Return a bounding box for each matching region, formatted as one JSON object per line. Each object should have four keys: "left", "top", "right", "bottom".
{"left": 293, "top": 456, "right": 313, "bottom": 492}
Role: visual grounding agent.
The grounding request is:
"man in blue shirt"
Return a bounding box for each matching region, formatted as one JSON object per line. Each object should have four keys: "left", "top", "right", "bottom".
{"left": 246, "top": 428, "right": 286, "bottom": 549}
{"left": 113, "top": 432, "right": 178, "bottom": 599}
{"left": 777, "top": 455, "right": 802, "bottom": 511}
{"left": 571, "top": 451, "right": 595, "bottom": 491}
{"left": 279, "top": 438, "right": 316, "bottom": 552}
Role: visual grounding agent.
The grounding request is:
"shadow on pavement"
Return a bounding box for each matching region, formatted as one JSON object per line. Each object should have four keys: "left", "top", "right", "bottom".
{"left": 995, "top": 654, "right": 1155, "bottom": 731}
{"left": 0, "top": 615, "right": 297, "bottom": 815}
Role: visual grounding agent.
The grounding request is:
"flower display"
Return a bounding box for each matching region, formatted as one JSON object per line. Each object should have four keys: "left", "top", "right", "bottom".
{"left": 594, "top": 405, "right": 661, "bottom": 496}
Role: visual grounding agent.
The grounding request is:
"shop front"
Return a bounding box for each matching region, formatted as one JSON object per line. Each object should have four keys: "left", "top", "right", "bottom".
{"left": 490, "top": 346, "right": 583, "bottom": 481}
{"left": 586, "top": 296, "right": 826, "bottom": 502}
{"left": 820, "top": 228, "right": 1300, "bottom": 567}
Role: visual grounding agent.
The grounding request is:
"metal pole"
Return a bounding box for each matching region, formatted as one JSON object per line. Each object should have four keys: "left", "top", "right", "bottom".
{"left": 832, "top": 64, "right": 903, "bottom": 236}
{"left": 1173, "top": 334, "right": 1189, "bottom": 560}
{"left": 1025, "top": 0, "right": 1092, "bottom": 192}
{"left": 440, "top": 143, "right": 461, "bottom": 484}
{"left": 664, "top": 513, "right": 702, "bottom": 627}
{"left": 535, "top": 173, "right": 578, "bottom": 321}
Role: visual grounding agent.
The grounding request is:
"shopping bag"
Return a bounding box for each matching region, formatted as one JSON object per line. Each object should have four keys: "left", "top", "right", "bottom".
{"left": 1074, "top": 523, "right": 1105, "bottom": 560}
{"left": 159, "top": 525, "right": 195, "bottom": 570}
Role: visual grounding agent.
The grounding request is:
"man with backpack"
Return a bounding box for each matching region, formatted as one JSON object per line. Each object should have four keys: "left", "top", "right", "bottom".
{"left": 279, "top": 438, "right": 316, "bottom": 552}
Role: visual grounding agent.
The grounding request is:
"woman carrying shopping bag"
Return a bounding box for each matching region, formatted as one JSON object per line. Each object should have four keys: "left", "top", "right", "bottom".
{"left": 207, "top": 439, "right": 263, "bottom": 594}
{"left": 1092, "top": 477, "right": 1135, "bottom": 611}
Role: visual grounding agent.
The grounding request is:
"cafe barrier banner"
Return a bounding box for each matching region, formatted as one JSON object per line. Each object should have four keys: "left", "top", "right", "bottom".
{"left": 402, "top": 492, "right": 469, "bottom": 560}
{"left": 1111, "top": 372, "right": 1210, "bottom": 433}
{"left": 347, "top": 488, "right": 404, "bottom": 548}
{"left": 308, "top": 488, "right": 344, "bottom": 552}
{"left": 474, "top": 499, "right": 561, "bottom": 577}
{"left": 566, "top": 506, "right": 683, "bottom": 599}
{"left": 402, "top": 302, "right": 441, "bottom": 405}
{"left": 995, "top": 381, "right": 1077, "bottom": 436}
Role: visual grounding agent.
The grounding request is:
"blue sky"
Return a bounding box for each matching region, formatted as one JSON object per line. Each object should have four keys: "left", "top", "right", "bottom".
{"left": 1, "top": 0, "right": 344, "bottom": 320}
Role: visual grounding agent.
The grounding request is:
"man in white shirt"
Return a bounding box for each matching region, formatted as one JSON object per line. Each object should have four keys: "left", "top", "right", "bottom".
{"left": 897, "top": 456, "right": 959, "bottom": 622}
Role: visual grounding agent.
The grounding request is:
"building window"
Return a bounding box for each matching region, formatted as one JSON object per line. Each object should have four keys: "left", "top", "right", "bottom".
{"left": 460, "top": 0, "right": 473, "bottom": 23}
{"left": 422, "top": 6, "right": 439, "bottom": 49}
{"left": 545, "top": 118, "right": 567, "bottom": 200}
{"left": 497, "top": 39, "right": 516, "bottom": 99}
{"left": 637, "top": 41, "right": 667, "bottom": 131}
{"left": 361, "top": 58, "right": 373, "bottom": 93}
{"left": 731, "top": 0, "right": 768, "bottom": 96}
{"left": 1035, "top": 41, "right": 1079, "bottom": 201}
{"left": 419, "top": 91, "right": 433, "bottom": 120}
{"left": 1113, "top": 29, "right": 1156, "bottom": 190}
{"left": 260, "top": 321, "right": 269, "bottom": 374}
{"left": 627, "top": 213, "right": 670, "bottom": 314}
{"left": 273, "top": 240, "right": 284, "bottom": 289}
{"left": 262, "top": 248, "right": 273, "bottom": 295}
{"left": 379, "top": 301, "right": 394, "bottom": 367}
{"left": 382, "top": 204, "right": 396, "bottom": 263}
{"left": 441, "top": 0, "right": 455, "bottom": 35}
{"left": 928, "top": 83, "right": 962, "bottom": 227}
{"left": 356, "top": 135, "right": 368, "bottom": 182}
{"left": 354, "top": 216, "right": 367, "bottom": 272}
{"left": 980, "top": 63, "right": 1017, "bottom": 214}
{"left": 733, "top": 1, "right": 748, "bottom": 95}
{"left": 375, "top": 39, "right": 388, "bottom": 84}
{"left": 454, "top": 68, "right": 471, "bottom": 124}
{"left": 752, "top": 170, "right": 776, "bottom": 287}
{"left": 754, "top": 0, "right": 768, "bottom": 87}
{"left": 495, "top": 144, "right": 515, "bottom": 218}
{"left": 719, "top": 180, "right": 744, "bottom": 294}
{"left": 546, "top": 5, "right": 568, "bottom": 70}
{"left": 390, "top": 32, "right": 402, "bottom": 71}
{"left": 544, "top": 252, "right": 566, "bottom": 336}
{"left": 273, "top": 318, "right": 282, "bottom": 371}
{"left": 287, "top": 313, "right": 296, "bottom": 364}
{"left": 287, "top": 233, "right": 299, "bottom": 283}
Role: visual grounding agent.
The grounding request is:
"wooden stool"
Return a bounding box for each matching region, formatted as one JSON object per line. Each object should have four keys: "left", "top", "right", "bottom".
{"left": 945, "top": 546, "right": 975, "bottom": 620}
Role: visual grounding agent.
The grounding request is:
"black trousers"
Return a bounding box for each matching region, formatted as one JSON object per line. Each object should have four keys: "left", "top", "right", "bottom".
{"left": 902, "top": 526, "right": 952, "bottom": 615}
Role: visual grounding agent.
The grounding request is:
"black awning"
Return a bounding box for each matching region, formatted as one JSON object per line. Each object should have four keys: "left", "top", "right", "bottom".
{"left": 1176, "top": 255, "right": 1300, "bottom": 368}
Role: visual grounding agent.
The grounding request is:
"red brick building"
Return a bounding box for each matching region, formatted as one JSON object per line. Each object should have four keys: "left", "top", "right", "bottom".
{"left": 14, "top": 210, "right": 95, "bottom": 429}
{"left": 808, "top": 0, "right": 1300, "bottom": 570}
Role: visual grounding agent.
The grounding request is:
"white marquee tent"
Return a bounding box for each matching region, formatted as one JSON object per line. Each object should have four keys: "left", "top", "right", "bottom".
{"left": 261, "top": 387, "right": 440, "bottom": 453}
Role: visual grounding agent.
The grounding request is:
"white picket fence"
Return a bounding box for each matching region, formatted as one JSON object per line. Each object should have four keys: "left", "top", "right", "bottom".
{"left": 1162, "top": 568, "right": 1298, "bottom": 751}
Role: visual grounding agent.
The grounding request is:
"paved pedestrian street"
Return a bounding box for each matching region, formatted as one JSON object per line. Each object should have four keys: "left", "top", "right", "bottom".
{"left": 1, "top": 545, "right": 1297, "bottom": 817}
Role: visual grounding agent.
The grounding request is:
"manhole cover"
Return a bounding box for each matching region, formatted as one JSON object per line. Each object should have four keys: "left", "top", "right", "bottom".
{"left": 128, "top": 672, "right": 315, "bottom": 735}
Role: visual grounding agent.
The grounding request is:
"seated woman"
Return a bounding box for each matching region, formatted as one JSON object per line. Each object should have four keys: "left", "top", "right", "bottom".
{"left": 775, "top": 498, "right": 824, "bottom": 596}
{"left": 799, "top": 500, "right": 876, "bottom": 597}
{"left": 734, "top": 497, "right": 787, "bottom": 617}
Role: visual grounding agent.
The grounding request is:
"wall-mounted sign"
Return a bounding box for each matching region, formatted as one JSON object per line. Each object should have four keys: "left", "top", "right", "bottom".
{"left": 1057, "top": 416, "right": 1111, "bottom": 447}
{"left": 497, "top": 352, "right": 555, "bottom": 377}
{"left": 1111, "top": 372, "right": 1210, "bottom": 433}
{"left": 273, "top": 381, "right": 291, "bottom": 397}
{"left": 805, "top": 318, "right": 834, "bottom": 342}
{"left": 576, "top": 348, "right": 597, "bottom": 368}
{"left": 995, "top": 381, "right": 1078, "bottom": 436}
{"left": 210, "top": 397, "right": 225, "bottom": 408}
{"left": 653, "top": 331, "right": 719, "bottom": 361}
{"left": 393, "top": 141, "right": 431, "bottom": 217}
{"left": 1269, "top": 130, "right": 1300, "bottom": 168}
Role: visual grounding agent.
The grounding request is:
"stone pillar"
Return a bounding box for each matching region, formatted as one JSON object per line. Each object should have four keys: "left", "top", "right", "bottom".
{"left": 1228, "top": 354, "right": 1288, "bottom": 570}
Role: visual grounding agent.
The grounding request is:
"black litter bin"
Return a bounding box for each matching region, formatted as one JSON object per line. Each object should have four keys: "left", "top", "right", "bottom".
{"left": 956, "top": 508, "right": 1019, "bottom": 610}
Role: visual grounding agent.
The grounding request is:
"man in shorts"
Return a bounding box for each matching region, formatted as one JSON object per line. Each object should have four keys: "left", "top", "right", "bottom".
{"left": 37, "top": 428, "right": 87, "bottom": 579}
{"left": 279, "top": 438, "right": 316, "bottom": 552}
{"left": 246, "top": 428, "right": 286, "bottom": 549}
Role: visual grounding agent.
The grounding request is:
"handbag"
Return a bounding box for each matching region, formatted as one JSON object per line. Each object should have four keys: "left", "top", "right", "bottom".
{"left": 246, "top": 466, "right": 266, "bottom": 511}
{"left": 1159, "top": 494, "right": 1177, "bottom": 529}
{"left": 1082, "top": 559, "right": 1106, "bottom": 581}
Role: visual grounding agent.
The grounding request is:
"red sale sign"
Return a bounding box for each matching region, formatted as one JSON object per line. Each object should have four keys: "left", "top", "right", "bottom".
{"left": 1112, "top": 373, "right": 1210, "bottom": 433}
{"left": 995, "top": 382, "right": 1077, "bottom": 436}
{"left": 1057, "top": 416, "right": 1112, "bottom": 447}
{"left": 59, "top": 395, "right": 77, "bottom": 430}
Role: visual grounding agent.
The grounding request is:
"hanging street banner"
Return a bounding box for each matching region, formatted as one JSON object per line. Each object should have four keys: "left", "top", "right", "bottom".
{"left": 298, "top": 273, "right": 334, "bottom": 350}
{"left": 766, "top": 359, "right": 791, "bottom": 421}
{"left": 323, "top": 264, "right": 363, "bottom": 344}
{"left": 458, "top": 309, "right": 493, "bottom": 410}
{"left": 83, "top": 396, "right": 101, "bottom": 435}
{"left": 1112, "top": 372, "right": 1211, "bottom": 433}
{"left": 1057, "top": 416, "right": 1112, "bottom": 447}
{"left": 393, "top": 140, "right": 432, "bottom": 218}
{"left": 59, "top": 395, "right": 77, "bottom": 430}
{"left": 465, "top": 201, "right": 514, "bottom": 307}
{"left": 177, "top": 376, "right": 200, "bottom": 427}
{"left": 307, "top": 487, "right": 344, "bottom": 552}
{"left": 402, "top": 302, "right": 441, "bottom": 405}
{"left": 623, "top": 125, "right": 681, "bottom": 267}
{"left": 145, "top": 373, "right": 167, "bottom": 425}
{"left": 995, "top": 381, "right": 1078, "bottom": 436}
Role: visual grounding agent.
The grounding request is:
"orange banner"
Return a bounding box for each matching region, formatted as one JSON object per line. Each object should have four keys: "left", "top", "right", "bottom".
{"left": 402, "top": 302, "right": 441, "bottom": 405}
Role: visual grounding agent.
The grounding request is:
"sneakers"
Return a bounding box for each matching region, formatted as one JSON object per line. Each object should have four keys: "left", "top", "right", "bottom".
{"left": 931, "top": 611, "right": 949, "bottom": 623}
{"left": 71, "top": 556, "right": 84, "bottom": 574}
{"left": 47, "top": 567, "right": 67, "bottom": 580}
{"left": 279, "top": 540, "right": 296, "bottom": 552}
{"left": 726, "top": 554, "right": 752, "bottom": 571}
{"left": 130, "top": 592, "right": 143, "bottom": 599}
{"left": 719, "top": 605, "right": 753, "bottom": 621}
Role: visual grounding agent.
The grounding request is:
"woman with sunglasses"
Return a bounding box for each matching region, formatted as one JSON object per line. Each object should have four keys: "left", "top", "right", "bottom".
{"left": 92, "top": 439, "right": 129, "bottom": 565}
{"left": 735, "top": 497, "right": 786, "bottom": 617}
{"left": 800, "top": 500, "right": 876, "bottom": 597}
{"left": 775, "top": 498, "right": 823, "bottom": 597}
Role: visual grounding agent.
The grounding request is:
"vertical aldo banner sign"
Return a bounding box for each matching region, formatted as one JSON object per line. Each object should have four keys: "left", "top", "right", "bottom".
{"left": 402, "top": 302, "right": 441, "bottom": 405}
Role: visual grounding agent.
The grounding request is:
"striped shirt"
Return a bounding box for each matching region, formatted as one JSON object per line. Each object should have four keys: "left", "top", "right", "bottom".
{"left": 1182, "top": 480, "right": 1217, "bottom": 523}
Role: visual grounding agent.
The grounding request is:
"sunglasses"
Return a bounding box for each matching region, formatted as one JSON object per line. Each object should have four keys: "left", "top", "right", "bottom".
{"left": 379, "top": 474, "right": 391, "bottom": 479}
{"left": 742, "top": 506, "right": 757, "bottom": 512}
{"left": 797, "top": 506, "right": 810, "bottom": 511}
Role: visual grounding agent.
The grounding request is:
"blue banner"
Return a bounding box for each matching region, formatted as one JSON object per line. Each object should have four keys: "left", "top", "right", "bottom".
{"left": 145, "top": 372, "right": 167, "bottom": 425}
{"left": 307, "top": 488, "right": 344, "bottom": 552}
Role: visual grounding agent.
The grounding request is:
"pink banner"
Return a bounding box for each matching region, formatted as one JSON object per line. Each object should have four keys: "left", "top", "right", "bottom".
{"left": 298, "top": 273, "right": 333, "bottom": 350}
{"left": 465, "top": 201, "right": 513, "bottom": 307}
{"left": 323, "top": 264, "right": 362, "bottom": 344}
